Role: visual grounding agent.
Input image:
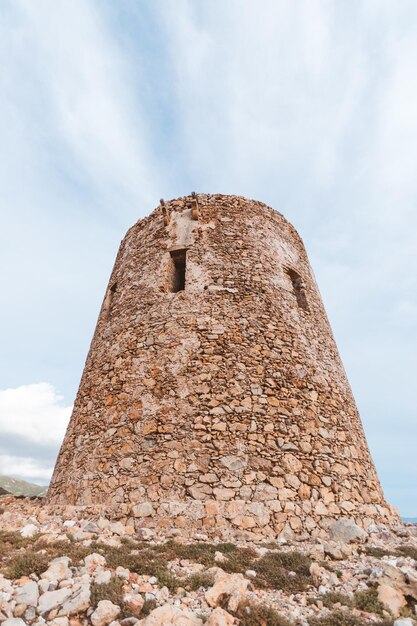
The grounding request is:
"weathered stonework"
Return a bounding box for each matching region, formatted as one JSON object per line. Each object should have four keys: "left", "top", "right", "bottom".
{"left": 48, "top": 194, "right": 398, "bottom": 539}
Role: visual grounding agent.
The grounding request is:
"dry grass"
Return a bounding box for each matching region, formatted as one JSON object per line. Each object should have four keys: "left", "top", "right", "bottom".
{"left": 353, "top": 587, "right": 385, "bottom": 616}
{"left": 396, "top": 545, "right": 417, "bottom": 560}
{"left": 185, "top": 572, "right": 215, "bottom": 591}
{"left": 320, "top": 592, "right": 353, "bottom": 608}
{"left": 4, "top": 551, "right": 50, "bottom": 579}
{"left": 234, "top": 600, "right": 293, "bottom": 626}
{"left": 253, "top": 551, "right": 312, "bottom": 592}
{"left": 308, "top": 611, "right": 363, "bottom": 626}
{"left": 90, "top": 578, "right": 126, "bottom": 615}
{"left": 0, "top": 532, "right": 92, "bottom": 580}
{"left": 364, "top": 544, "right": 417, "bottom": 561}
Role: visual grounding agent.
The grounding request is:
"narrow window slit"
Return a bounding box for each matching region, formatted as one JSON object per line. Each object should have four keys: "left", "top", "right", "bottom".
{"left": 170, "top": 249, "right": 187, "bottom": 292}
{"left": 285, "top": 268, "right": 309, "bottom": 311}
{"left": 103, "top": 282, "right": 117, "bottom": 319}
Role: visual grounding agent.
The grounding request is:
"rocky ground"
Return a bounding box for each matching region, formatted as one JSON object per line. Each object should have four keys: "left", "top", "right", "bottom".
{"left": 0, "top": 497, "right": 416, "bottom": 626}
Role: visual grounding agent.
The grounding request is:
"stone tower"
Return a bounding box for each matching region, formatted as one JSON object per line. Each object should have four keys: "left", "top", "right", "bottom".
{"left": 48, "top": 194, "right": 396, "bottom": 538}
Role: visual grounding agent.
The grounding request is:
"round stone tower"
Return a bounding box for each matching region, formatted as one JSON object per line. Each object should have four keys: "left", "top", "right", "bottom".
{"left": 48, "top": 194, "right": 397, "bottom": 538}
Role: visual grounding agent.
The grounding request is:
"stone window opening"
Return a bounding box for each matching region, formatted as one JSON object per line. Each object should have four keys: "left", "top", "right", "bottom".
{"left": 170, "top": 249, "right": 187, "bottom": 292}
{"left": 103, "top": 282, "right": 117, "bottom": 319}
{"left": 285, "top": 268, "right": 309, "bottom": 311}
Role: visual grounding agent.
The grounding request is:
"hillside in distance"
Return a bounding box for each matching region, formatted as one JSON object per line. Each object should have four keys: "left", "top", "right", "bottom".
{"left": 0, "top": 475, "right": 47, "bottom": 497}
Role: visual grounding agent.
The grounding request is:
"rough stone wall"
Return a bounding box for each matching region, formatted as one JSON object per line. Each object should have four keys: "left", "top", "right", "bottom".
{"left": 48, "top": 194, "right": 398, "bottom": 539}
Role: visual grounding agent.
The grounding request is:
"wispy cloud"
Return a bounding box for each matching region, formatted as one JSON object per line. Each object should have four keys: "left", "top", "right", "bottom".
{"left": 0, "top": 1, "right": 415, "bottom": 514}
{"left": 0, "top": 383, "right": 71, "bottom": 484}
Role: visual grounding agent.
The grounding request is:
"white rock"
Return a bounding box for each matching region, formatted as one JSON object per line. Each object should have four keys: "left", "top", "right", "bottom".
{"left": 136, "top": 528, "right": 155, "bottom": 541}
{"left": 328, "top": 519, "right": 367, "bottom": 544}
{"left": 393, "top": 620, "right": 415, "bottom": 626}
{"left": 116, "top": 567, "right": 130, "bottom": 580}
{"left": 0, "top": 575, "right": 13, "bottom": 592}
{"left": 132, "top": 503, "right": 154, "bottom": 518}
{"left": 220, "top": 455, "right": 247, "bottom": 471}
{"left": 61, "top": 582, "right": 91, "bottom": 615}
{"left": 84, "top": 553, "right": 107, "bottom": 573}
{"left": 110, "top": 522, "right": 126, "bottom": 536}
{"left": 83, "top": 521, "right": 100, "bottom": 533}
{"left": 214, "top": 552, "right": 227, "bottom": 563}
{"left": 38, "top": 587, "right": 73, "bottom": 614}
{"left": 2, "top": 619, "right": 27, "bottom": 626}
{"left": 123, "top": 591, "right": 144, "bottom": 615}
{"left": 205, "top": 572, "right": 250, "bottom": 612}
{"left": 378, "top": 584, "right": 407, "bottom": 617}
{"left": 95, "top": 570, "right": 112, "bottom": 585}
{"left": 205, "top": 607, "right": 235, "bottom": 626}
{"left": 91, "top": 600, "right": 121, "bottom": 626}
{"left": 98, "top": 517, "right": 111, "bottom": 530}
{"left": 14, "top": 580, "right": 39, "bottom": 607}
{"left": 154, "top": 586, "right": 169, "bottom": 604}
{"left": 41, "top": 557, "right": 72, "bottom": 582}
{"left": 49, "top": 618, "right": 69, "bottom": 626}
{"left": 38, "top": 579, "right": 51, "bottom": 594}
{"left": 20, "top": 523, "right": 38, "bottom": 538}
{"left": 140, "top": 603, "right": 203, "bottom": 625}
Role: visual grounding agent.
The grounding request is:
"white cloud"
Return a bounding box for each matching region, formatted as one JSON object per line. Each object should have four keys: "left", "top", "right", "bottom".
{"left": 0, "top": 383, "right": 71, "bottom": 445}
{"left": 0, "top": 383, "right": 71, "bottom": 484}
{"left": 0, "top": 455, "right": 53, "bottom": 484}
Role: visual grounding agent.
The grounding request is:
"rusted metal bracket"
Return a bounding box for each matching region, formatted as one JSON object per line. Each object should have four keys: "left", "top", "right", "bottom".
{"left": 160, "top": 198, "right": 170, "bottom": 226}
{"left": 190, "top": 191, "right": 200, "bottom": 220}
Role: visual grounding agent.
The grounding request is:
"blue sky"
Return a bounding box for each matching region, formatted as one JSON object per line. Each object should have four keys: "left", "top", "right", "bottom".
{"left": 0, "top": 0, "right": 416, "bottom": 516}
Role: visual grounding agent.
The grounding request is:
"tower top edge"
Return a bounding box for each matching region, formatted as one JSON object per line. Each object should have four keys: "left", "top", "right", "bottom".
{"left": 127, "top": 193, "right": 303, "bottom": 244}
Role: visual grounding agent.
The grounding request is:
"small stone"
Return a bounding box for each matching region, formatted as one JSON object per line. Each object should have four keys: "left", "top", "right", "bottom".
{"left": 206, "top": 607, "right": 235, "bottom": 626}
{"left": 219, "top": 455, "right": 247, "bottom": 471}
{"left": 14, "top": 580, "right": 39, "bottom": 607}
{"left": 95, "top": 570, "right": 112, "bottom": 584}
{"left": 62, "top": 582, "right": 91, "bottom": 615}
{"left": 50, "top": 618, "right": 70, "bottom": 626}
{"left": 205, "top": 572, "right": 250, "bottom": 612}
{"left": 132, "top": 502, "right": 154, "bottom": 517}
{"left": 139, "top": 603, "right": 203, "bottom": 625}
{"left": 20, "top": 524, "right": 38, "bottom": 538}
{"left": 328, "top": 519, "right": 367, "bottom": 544}
{"left": 110, "top": 522, "right": 126, "bottom": 536}
{"left": 2, "top": 619, "right": 27, "bottom": 626}
{"left": 214, "top": 551, "right": 227, "bottom": 563}
{"left": 38, "top": 587, "right": 73, "bottom": 614}
{"left": 135, "top": 528, "right": 154, "bottom": 541}
{"left": 378, "top": 584, "right": 407, "bottom": 617}
{"left": 123, "top": 592, "right": 144, "bottom": 616}
{"left": 116, "top": 567, "right": 130, "bottom": 580}
{"left": 84, "top": 553, "right": 107, "bottom": 572}
{"left": 91, "top": 600, "right": 121, "bottom": 626}
{"left": 41, "top": 556, "right": 72, "bottom": 582}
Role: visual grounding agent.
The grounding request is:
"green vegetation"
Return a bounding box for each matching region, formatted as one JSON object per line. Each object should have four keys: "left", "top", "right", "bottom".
{"left": 254, "top": 550, "right": 312, "bottom": 592}
{"left": 90, "top": 578, "right": 128, "bottom": 617}
{"left": 396, "top": 545, "right": 417, "bottom": 560}
{"left": 353, "top": 587, "right": 385, "bottom": 616}
{"left": 185, "top": 571, "right": 215, "bottom": 591}
{"left": 234, "top": 600, "right": 293, "bottom": 626}
{"left": 308, "top": 611, "right": 363, "bottom": 626}
{"left": 364, "top": 544, "right": 417, "bottom": 561}
{"left": 320, "top": 592, "right": 353, "bottom": 608}
{"left": 4, "top": 551, "right": 50, "bottom": 579}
